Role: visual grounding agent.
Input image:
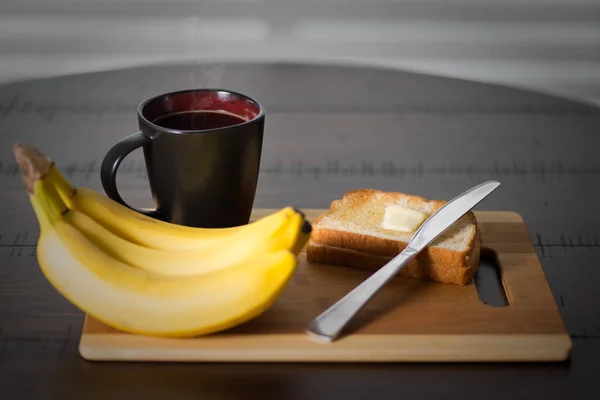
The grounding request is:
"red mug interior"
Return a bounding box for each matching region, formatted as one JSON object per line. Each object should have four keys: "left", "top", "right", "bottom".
{"left": 140, "top": 89, "right": 262, "bottom": 132}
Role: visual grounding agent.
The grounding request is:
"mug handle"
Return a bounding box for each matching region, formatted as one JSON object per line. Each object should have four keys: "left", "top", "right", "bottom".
{"left": 100, "top": 131, "right": 163, "bottom": 220}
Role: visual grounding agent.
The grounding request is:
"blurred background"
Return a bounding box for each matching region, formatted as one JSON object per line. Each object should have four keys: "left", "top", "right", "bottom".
{"left": 1, "top": 0, "right": 599, "bottom": 104}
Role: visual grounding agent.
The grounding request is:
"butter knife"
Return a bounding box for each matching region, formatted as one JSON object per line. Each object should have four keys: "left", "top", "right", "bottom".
{"left": 306, "top": 180, "right": 501, "bottom": 342}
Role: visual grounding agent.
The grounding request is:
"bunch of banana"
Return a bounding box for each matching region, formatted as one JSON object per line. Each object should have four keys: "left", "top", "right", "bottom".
{"left": 14, "top": 143, "right": 311, "bottom": 337}
{"left": 48, "top": 155, "right": 310, "bottom": 254}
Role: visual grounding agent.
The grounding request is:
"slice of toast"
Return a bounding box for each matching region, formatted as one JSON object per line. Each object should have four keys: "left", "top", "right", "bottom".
{"left": 306, "top": 189, "right": 482, "bottom": 285}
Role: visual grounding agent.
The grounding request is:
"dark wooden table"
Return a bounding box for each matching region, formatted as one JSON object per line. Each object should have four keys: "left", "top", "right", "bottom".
{"left": 1, "top": 62, "right": 599, "bottom": 399}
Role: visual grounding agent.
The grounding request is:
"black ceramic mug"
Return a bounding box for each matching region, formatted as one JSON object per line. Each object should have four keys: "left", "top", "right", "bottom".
{"left": 100, "top": 88, "right": 265, "bottom": 228}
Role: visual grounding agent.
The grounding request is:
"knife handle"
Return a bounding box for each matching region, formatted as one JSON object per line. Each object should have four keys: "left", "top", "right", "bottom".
{"left": 306, "top": 246, "right": 418, "bottom": 342}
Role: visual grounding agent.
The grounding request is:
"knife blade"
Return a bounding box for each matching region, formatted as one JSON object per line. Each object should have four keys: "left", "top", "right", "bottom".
{"left": 306, "top": 180, "right": 501, "bottom": 343}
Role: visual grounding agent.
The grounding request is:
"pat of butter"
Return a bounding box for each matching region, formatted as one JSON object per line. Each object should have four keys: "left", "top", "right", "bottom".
{"left": 381, "top": 204, "right": 428, "bottom": 232}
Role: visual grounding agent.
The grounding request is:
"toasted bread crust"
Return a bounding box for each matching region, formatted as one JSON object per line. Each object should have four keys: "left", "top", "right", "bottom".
{"left": 310, "top": 189, "right": 480, "bottom": 268}
{"left": 307, "top": 189, "right": 483, "bottom": 285}
{"left": 306, "top": 242, "right": 479, "bottom": 286}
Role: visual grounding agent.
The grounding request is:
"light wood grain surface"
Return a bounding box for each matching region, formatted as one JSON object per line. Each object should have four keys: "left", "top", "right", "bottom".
{"left": 79, "top": 209, "right": 571, "bottom": 362}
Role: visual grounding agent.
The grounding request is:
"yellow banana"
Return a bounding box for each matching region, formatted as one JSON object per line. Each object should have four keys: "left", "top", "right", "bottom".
{"left": 29, "top": 176, "right": 296, "bottom": 338}
{"left": 67, "top": 204, "right": 306, "bottom": 276}
{"left": 47, "top": 165, "right": 308, "bottom": 252}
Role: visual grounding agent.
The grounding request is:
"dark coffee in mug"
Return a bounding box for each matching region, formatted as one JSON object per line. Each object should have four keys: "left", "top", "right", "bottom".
{"left": 152, "top": 110, "right": 247, "bottom": 131}
{"left": 100, "top": 89, "right": 265, "bottom": 229}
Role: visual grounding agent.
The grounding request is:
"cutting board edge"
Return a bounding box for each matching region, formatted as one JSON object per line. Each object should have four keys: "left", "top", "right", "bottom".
{"left": 78, "top": 329, "right": 572, "bottom": 363}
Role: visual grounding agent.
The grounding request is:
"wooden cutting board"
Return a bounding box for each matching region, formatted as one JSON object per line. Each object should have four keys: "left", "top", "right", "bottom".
{"left": 78, "top": 209, "right": 571, "bottom": 362}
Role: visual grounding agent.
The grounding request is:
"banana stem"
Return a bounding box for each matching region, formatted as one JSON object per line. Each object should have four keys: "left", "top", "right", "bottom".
{"left": 47, "top": 165, "right": 77, "bottom": 204}
{"left": 13, "top": 143, "right": 54, "bottom": 194}
{"left": 29, "top": 180, "right": 69, "bottom": 231}
{"left": 13, "top": 143, "right": 69, "bottom": 229}
{"left": 41, "top": 180, "right": 69, "bottom": 219}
